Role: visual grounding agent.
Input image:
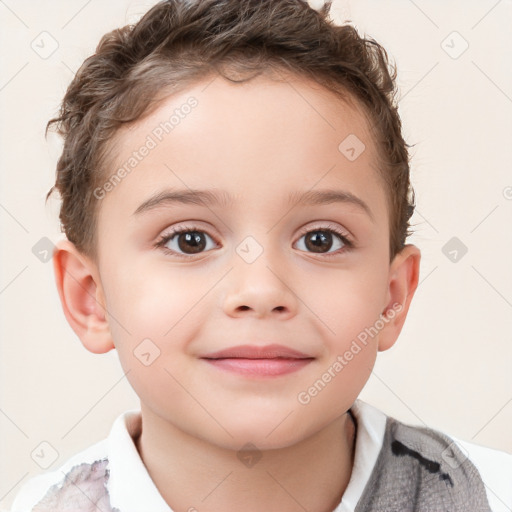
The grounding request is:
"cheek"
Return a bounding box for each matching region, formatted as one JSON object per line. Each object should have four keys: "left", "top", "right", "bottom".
{"left": 103, "top": 263, "right": 208, "bottom": 406}
{"left": 105, "top": 258, "right": 212, "bottom": 337}
{"left": 294, "top": 349, "right": 375, "bottom": 441}
{"left": 296, "top": 272, "right": 384, "bottom": 419}
{"left": 308, "top": 264, "right": 389, "bottom": 344}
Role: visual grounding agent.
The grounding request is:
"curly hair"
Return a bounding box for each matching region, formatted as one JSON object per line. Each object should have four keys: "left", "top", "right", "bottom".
{"left": 46, "top": 0, "right": 415, "bottom": 262}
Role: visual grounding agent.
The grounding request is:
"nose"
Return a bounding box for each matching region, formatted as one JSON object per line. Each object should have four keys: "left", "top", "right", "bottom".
{"left": 222, "top": 247, "right": 299, "bottom": 319}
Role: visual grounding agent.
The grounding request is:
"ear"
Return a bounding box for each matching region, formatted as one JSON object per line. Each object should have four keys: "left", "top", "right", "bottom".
{"left": 377, "top": 244, "right": 421, "bottom": 352}
{"left": 53, "top": 239, "right": 115, "bottom": 354}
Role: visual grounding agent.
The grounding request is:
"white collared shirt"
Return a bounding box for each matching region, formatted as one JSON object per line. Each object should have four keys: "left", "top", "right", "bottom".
{"left": 10, "top": 400, "right": 512, "bottom": 512}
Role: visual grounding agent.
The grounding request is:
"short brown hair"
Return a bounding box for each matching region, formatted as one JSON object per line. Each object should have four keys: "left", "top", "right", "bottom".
{"left": 46, "top": 0, "right": 415, "bottom": 262}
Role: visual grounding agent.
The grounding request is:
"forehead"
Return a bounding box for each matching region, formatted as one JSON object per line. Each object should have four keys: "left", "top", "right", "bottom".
{"left": 100, "top": 70, "right": 386, "bottom": 226}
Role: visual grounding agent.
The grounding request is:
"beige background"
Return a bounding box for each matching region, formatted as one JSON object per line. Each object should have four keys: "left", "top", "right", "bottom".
{"left": 1, "top": 0, "right": 511, "bottom": 509}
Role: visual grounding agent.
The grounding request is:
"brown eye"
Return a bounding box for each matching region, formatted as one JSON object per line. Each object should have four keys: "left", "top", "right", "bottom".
{"left": 305, "top": 230, "right": 335, "bottom": 253}
{"left": 158, "top": 228, "right": 217, "bottom": 256}
{"left": 175, "top": 231, "right": 207, "bottom": 254}
{"left": 295, "top": 228, "right": 349, "bottom": 255}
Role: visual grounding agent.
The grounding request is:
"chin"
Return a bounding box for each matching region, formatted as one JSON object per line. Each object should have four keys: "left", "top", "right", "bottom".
{"left": 215, "top": 432, "right": 305, "bottom": 453}
{"left": 202, "top": 418, "right": 312, "bottom": 453}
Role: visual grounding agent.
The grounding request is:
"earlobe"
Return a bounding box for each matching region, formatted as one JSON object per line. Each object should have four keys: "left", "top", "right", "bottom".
{"left": 53, "top": 239, "right": 115, "bottom": 354}
{"left": 378, "top": 244, "right": 421, "bottom": 352}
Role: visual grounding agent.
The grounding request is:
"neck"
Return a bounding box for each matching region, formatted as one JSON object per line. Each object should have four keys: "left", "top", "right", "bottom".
{"left": 135, "top": 407, "right": 356, "bottom": 512}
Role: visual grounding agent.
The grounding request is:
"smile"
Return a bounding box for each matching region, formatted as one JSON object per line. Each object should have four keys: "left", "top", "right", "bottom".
{"left": 201, "top": 344, "right": 315, "bottom": 377}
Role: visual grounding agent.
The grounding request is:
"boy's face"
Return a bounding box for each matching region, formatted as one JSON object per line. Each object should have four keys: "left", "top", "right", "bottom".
{"left": 63, "top": 71, "right": 419, "bottom": 450}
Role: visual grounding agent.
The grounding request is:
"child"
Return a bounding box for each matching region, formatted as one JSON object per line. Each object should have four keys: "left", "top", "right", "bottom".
{"left": 11, "top": 0, "right": 512, "bottom": 511}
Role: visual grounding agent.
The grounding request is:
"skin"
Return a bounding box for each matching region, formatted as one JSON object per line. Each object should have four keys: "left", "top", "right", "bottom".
{"left": 54, "top": 69, "right": 420, "bottom": 512}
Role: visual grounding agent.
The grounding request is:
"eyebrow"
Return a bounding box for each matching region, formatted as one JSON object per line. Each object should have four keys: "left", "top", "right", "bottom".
{"left": 287, "top": 189, "right": 374, "bottom": 221}
{"left": 133, "top": 188, "right": 374, "bottom": 221}
{"left": 133, "top": 189, "right": 233, "bottom": 215}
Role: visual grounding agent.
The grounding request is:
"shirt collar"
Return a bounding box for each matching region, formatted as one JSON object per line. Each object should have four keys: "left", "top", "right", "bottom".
{"left": 105, "top": 399, "right": 386, "bottom": 512}
{"left": 335, "top": 399, "right": 387, "bottom": 511}
{"left": 106, "top": 408, "right": 172, "bottom": 512}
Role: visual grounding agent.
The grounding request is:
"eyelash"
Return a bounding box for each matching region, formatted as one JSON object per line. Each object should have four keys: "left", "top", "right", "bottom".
{"left": 155, "top": 223, "right": 354, "bottom": 259}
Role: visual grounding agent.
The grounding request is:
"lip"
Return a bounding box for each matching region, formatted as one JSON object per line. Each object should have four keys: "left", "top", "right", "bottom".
{"left": 200, "top": 344, "right": 314, "bottom": 377}
{"left": 201, "top": 344, "right": 313, "bottom": 359}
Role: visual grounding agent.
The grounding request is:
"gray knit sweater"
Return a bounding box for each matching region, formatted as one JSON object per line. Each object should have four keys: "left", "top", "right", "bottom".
{"left": 354, "top": 415, "right": 491, "bottom": 511}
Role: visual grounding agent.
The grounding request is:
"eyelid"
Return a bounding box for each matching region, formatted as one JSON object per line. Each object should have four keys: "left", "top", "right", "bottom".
{"left": 157, "top": 222, "right": 352, "bottom": 244}
{"left": 295, "top": 222, "right": 352, "bottom": 243}
{"left": 159, "top": 222, "right": 216, "bottom": 240}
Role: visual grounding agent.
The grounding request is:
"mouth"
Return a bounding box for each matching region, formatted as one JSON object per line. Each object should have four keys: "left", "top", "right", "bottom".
{"left": 200, "top": 344, "right": 315, "bottom": 377}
